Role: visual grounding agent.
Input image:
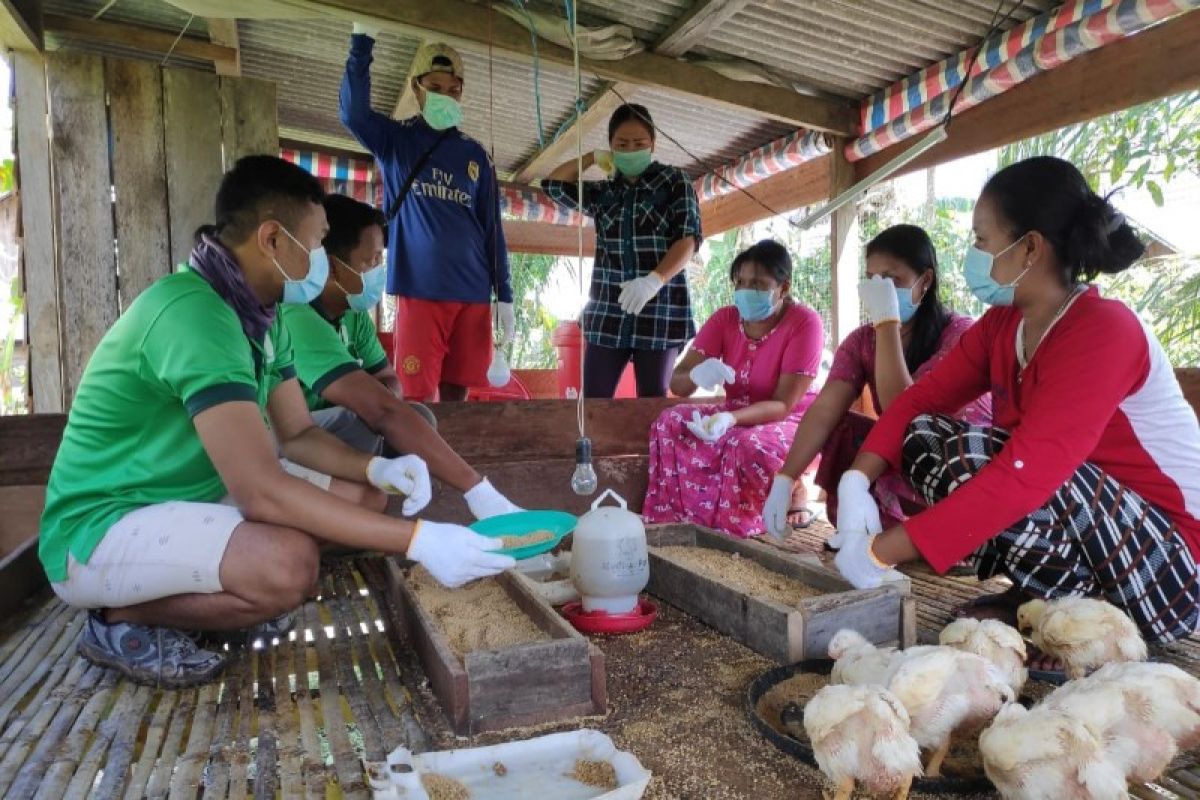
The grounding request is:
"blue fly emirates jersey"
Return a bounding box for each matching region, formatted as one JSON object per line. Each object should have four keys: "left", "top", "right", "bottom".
{"left": 339, "top": 33, "right": 513, "bottom": 304}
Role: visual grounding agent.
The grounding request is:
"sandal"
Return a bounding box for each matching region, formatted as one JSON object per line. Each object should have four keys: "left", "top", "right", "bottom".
{"left": 1025, "top": 644, "right": 1068, "bottom": 685}
{"left": 787, "top": 506, "right": 816, "bottom": 530}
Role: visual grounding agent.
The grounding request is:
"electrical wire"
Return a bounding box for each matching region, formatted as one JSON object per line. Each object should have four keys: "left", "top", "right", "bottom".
{"left": 160, "top": 13, "right": 195, "bottom": 66}
{"left": 942, "top": 0, "right": 1025, "bottom": 131}
{"left": 568, "top": 0, "right": 587, "bottom": 438}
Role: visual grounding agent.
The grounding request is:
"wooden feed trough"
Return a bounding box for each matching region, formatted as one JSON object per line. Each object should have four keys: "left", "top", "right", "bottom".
{"left": 382, "top": 559, "right": 605, "bottom": 736}
{"left": 646, "top": 524, "right": 916, "bottom": 663}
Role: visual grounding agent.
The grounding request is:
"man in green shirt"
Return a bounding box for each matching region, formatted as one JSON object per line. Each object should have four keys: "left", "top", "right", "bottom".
{"left": 40, "top": 156, "right": 514, "bottom": 688}
{"left": 281, "top": 194, "right": 521, "bottom": 520}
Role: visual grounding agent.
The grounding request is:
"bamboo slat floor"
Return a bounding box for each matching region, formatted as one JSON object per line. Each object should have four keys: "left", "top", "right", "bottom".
{"left": 2, "top": 539, "right": 1200, "bottom": 799}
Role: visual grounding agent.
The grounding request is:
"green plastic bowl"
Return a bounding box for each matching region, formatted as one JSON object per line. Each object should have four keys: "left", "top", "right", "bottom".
{"left": 469, "top": 510, "right": 578, "bottom": 560}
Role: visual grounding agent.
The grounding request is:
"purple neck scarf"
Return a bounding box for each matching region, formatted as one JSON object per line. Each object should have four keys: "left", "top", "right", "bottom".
{"left": 188, "top": 233, "right": 276, "bottom": 341}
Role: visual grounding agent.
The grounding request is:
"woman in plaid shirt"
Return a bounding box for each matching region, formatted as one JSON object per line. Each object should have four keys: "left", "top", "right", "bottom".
{"left": 542, "top": 104, "right": 703, "bottom": 398}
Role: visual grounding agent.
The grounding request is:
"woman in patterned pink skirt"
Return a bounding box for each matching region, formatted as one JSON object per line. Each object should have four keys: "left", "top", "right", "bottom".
{"left": 643, "top": 240, "right": 824, "bottom": 538}
{"left": 762, "top": 225, "right": 992, "bottom": 542}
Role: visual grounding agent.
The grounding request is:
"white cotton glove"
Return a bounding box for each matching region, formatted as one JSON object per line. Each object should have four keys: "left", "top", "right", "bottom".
{"left": 832, "top": 469, "right": 882, "bottom": 550}
{"left": 464, "top": 478, "right": 523, "bottom": 521}
{"left": 367, "top": 455, "right": 432, "bottom": 516}
{"left": 859, "top": 275, "right": 901, "bottom": 326}
{"left": 495, "top": 302, "right": 516, "bottom": 345}
{"left": 617, "top": 272, "right": 665, "bottom": 315}
{"left": 352, "top": 21, "right": 382, "bottom": 39}
{"left": 592, "top": 150, "right": 615, "bottom": 176}
{"left": 689, "top": 358, "right": 736, "bottom": 391}
{"left": 407, "top": 521, "right": 517, "bottom": 588}
{"left": 763, "top": 474, "right": 795, "bottom": 542}
{"left": 834, "top": 531, "right": 905, "bottom": 589}
{"left": 686, "top": 411, "right": 736, "bottom": 443}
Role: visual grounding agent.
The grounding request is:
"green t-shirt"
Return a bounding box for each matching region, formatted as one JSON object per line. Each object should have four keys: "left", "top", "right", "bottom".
{"left": 280, "top": 301, "right": 390, "bottom": 411}
{"left": 38, "top": 269, "right": 295, "bottom": 582}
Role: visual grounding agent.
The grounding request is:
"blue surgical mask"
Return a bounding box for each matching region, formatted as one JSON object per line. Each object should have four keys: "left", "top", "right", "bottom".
{"left": 612, "top": 149, "right": 653, "bottom": 178}
{"left": 734, "top": 288, "right": 778, "bottom": 322}
{"left": 334, "top": 257, "right": 386, "bottom": 312}
{"left": 274, "top": 227, "right": 330, "bottom": 305}
{"left": 963, "top": 238, "right": 1028, "bottom": 306}
{"left": 421, "top": 90, "right": 462, "bottom": 131}
{"left": 896, "top": 282, "right": 920, "bottom": 324}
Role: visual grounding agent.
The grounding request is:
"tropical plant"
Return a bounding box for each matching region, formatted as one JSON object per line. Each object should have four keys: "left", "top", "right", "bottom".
{"left": 504, "top": 251, "right": 569, "bottom": 369}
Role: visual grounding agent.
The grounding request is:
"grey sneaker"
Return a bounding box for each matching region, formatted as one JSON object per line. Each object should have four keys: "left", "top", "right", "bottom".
{"left": 78, "top": 611, "right": 227, "bottom": 688}
{"left": 198, "top": 610, "right": 297, "bottom": 648}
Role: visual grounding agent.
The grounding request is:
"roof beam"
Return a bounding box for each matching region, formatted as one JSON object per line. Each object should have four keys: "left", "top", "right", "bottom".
{"left": 310, "top": 0, "right": 857, "bottom": 134}
{"left": 44, "top": 13, "right": 238, "bottom": 69}
{"left": 504, "top": 219, "right": 596, "bottom": 256}
{"left": 392, "top": 37, "right": 427, "bottom": 120}
{"left": 207, "top": 18, "right": 240, "bottom": 76}
{"left": 653, "top": 0, "right": 754, "bottom": 58}
{"left": 510, "top": 80, "right": 631, "bottom": 184}
{"left": 854, "top": 8, "right": 1200, "bottom": 182}
{"left": 700, "top": 153, "right": 830, "bottom": 235}
{"left": 0, "top": 0, "right": 42, "bottom": 51}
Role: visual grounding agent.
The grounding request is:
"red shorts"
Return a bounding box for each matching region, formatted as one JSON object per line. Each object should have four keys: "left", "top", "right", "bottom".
{"left": 393, "top": 297, "right": 493, "bottom": 400}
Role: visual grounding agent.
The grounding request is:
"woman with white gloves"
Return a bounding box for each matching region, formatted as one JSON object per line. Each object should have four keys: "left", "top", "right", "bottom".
{"left": 762, "top": 225, "right": 991, "bottom": 542}
{"left": 642, "top": 240, "right": 824, "bottom": 537}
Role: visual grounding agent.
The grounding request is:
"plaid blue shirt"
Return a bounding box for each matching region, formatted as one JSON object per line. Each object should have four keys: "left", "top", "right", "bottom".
{"left": 543, "top": 163, "right": 702, "bottom": 350}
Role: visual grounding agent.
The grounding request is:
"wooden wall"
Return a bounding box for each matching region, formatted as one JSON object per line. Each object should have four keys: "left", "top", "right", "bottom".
{"left": 14, "top": 52, "right": 278, "bottom": 413}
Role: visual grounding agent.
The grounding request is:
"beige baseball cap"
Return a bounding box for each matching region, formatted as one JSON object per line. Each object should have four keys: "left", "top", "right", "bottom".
{"left": 411, "top": 42, "right": 464, "bottom": 82}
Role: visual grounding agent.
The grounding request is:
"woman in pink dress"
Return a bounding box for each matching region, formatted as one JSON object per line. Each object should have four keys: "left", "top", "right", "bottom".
{"left": 644, "top": 240, "right": 823, "bottom": 538}
{"left": 762, "top": 224, "right": 992, "bottom": 541}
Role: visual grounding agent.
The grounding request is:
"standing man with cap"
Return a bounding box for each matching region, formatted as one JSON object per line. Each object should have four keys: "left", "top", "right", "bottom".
{"left": 340, "top": 24, "right": 514, "bottom": 401}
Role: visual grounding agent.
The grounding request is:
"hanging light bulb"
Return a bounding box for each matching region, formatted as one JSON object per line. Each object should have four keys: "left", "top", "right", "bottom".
{"left": 570, "top": 437, "right": 598, "bottom": 496}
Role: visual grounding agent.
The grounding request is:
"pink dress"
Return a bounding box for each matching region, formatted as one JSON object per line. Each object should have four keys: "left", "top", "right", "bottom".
{"left": 644, "top": 303, "right": 824, "bottom": 537}
{"left": 814, "top": 314, "right": 993, "bottom": 527}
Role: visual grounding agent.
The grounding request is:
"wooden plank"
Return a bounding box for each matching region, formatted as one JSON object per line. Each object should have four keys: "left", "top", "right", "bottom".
{"left": 163, "top": 67, "right": 225, "bottom": 270}
{"left": 0, "top": 0, "right": 40, "bottom": 51}
{"left": 207, "top": 18, "right": 240, "bottom": 76}
{"left": 253, "top": 648, "right": 279, "bottom": 800}
{"left": 653, "top": 0, "right": 754, "bottom": 58}
{"left": 0, "top": 413, "right": 66, "bottom": 485}
{"left": 46, "top": 51, "right": 119, "bottom": 404}
{"left": 219, "top": 75, "right": 279, "bottom": 166}
{"left": 828, "top": 139, "right": 859, "bottom": 345}
{"left": 700, "top": 153, "right": 830, "bottom": 235}
{"left": 510, "top": 82, "right": 631, "bottom": 184}
{"left": 418, "top": 455, "right": 649, "bottom": 524}
{"left": 13, "top": 53, "right": 63, "bottom": 413}
{"left": 503, "top": 218, "right": 597, "bottom": 256}
{"left": 312, "top": 0, "right": 857, "bottom": 134}
{"left": 44, "top": 14, "right": 237, "bottom": 66}
{"left": 0, "top": 485, "right": 43, "bottom": 559}
{"left": 854, "top": 9, "right": 1200, "bottom": 182}
{"left": 0, "top": 537, "right": 46, "bottom": 624}
{"left": 464, "top": 638, "right": 595, "bottom": 732}
{"left": 106, "top": 58, "right": 170, "bottom": 309}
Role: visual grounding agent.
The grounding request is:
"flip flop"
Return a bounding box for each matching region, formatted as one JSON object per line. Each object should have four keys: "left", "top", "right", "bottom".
{"left": 788, "top": 506, "right": 816, "bottom": 530}
{"left": 1025, "top": 644, "right": 1068, "bottom": 685}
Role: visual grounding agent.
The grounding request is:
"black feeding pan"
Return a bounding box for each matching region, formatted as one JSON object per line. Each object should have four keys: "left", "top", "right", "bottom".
{"left": 745, "top": 660, "right": 996, "bottom": 796}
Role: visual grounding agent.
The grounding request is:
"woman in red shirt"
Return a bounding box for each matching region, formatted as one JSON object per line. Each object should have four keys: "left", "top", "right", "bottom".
{"left": 833, "top": 156, "right": 1200, "bottom": 646}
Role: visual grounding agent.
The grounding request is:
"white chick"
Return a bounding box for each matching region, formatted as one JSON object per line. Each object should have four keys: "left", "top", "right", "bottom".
{"left": 1085, "top": 662, "right": 1200, "bottom": 751}
{"left": 979, "top": 703, "right": 1128, "bottom": 800}
{"left": 1017, "top": 597, "right": 1147, "bottom": 679}
{"left": 883, "top": 646, "right": 1015, "bottom": 777}
{"left": 939, "top": 617, "right": 1028, "bottom": 695}
{"left": 828, "top": 629, "right": 900, "bottom": 686}
{"left": 803, "top": 683, "right": 923, "bottom": 800}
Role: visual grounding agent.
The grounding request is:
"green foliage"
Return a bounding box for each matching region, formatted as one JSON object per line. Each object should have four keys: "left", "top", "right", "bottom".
{"left": 1100, "top": 255, "right": 1200, "bottom": 367}
{"left": 0, "top": 160, "right": 12, "bottom": 195}
{"left": 505, "top": 251, "right": 568, "bottom": 369}
{"left": 1, "top": 283, "right": 25, "bottom": 414}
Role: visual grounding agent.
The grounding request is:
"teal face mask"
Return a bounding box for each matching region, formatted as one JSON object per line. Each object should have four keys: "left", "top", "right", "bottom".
{"left": 896, "top": 283, "right": 920, "bottom": 323}
{"left": 612, "top": 149, "right": 652, "bottom": 178}
{"left": 421, "top": 90, "right": 462, "bottom": 130}
{"left": 963, "top": 238, "right": 1027, "bottom": 306}
{"left": 274, "top": 227, "right": 329, "bottom": 305}
{"left": 334, "top": 257, "right": 387, "bottom": 312}
{"left": 734, "top": 288, "right": 778, "bottom": 322}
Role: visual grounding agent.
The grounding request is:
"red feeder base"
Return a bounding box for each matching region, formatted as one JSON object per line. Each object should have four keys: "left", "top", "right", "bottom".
{"left": 561, "top": 598, "right": 658, "bottom": 635}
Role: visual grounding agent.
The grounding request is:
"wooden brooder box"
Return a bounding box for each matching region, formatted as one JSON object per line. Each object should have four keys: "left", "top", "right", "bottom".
{"left": 646, "top": 524, "right": 915, "bottom": 663}
{"left": 383, "top": 560, "right": 605, "bottom": 736}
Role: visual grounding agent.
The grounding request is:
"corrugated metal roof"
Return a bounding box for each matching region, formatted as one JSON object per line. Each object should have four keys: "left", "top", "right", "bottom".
{"left": 44, "top": 0, "right": 210, "bottom": 36}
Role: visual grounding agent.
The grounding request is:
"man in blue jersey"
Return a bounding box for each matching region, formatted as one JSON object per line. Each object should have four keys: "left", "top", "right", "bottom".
{"left": 341, "top": 28, "right": 514, "bottom": 401}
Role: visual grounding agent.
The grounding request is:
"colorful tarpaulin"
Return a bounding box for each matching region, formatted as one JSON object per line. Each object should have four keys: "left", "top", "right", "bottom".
{"left": 848, "top": 0, "right": 1200, "bottom": 161}
{"left": 694, "top": 129, "right": 830, "bottom": 203}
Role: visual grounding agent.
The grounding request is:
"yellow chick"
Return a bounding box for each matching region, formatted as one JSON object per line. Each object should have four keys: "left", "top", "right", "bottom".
{"left": 803, "top": 683, "right": 923, "bottom": 800}
{"left": 1017, "top": 597, "right": 1147, "bottom": 679}
{"left": 883, "top": 646, "right": 1015, "bottom": 777}
{"left": 979, "top": 703, "right": 1129, "bottom": 800}
{"left": 939, "top": 617, "right": 1028, "bottom": 695}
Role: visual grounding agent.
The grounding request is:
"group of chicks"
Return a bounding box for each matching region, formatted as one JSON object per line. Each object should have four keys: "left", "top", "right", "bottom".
{"left": 798, "top": 596, "right": 1200, "bottom": 800}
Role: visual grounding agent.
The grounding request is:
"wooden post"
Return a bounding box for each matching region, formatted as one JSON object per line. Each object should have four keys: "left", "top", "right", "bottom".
{"left": 163, "top": 67, "right": 224, "bottom": 269}
{"left": 13, "top": 52, "right": 63, "bottom": 413}
{"left": 219, "top": 75, "right": 280, "bottom": 166}
{"left": 828, "top": 140, "right": 859, "bottom": 345}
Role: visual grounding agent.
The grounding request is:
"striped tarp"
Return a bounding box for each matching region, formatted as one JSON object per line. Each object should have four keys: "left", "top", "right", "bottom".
{"left": 280, "top": 148, "right": 378, "bottom": 204}
{"left": 694, "top": 129, "right": 831, "bottom": 203}
{"left": 848, "top": 0, "right": 1199, "bottom": 161}
{"left": 859, "top": 0, "right": 1111, "bottom": 134}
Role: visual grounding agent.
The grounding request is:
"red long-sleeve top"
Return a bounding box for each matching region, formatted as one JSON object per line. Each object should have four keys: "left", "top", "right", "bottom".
{"left": 862, "top": 287, "right": 1200, "bottom": 574}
